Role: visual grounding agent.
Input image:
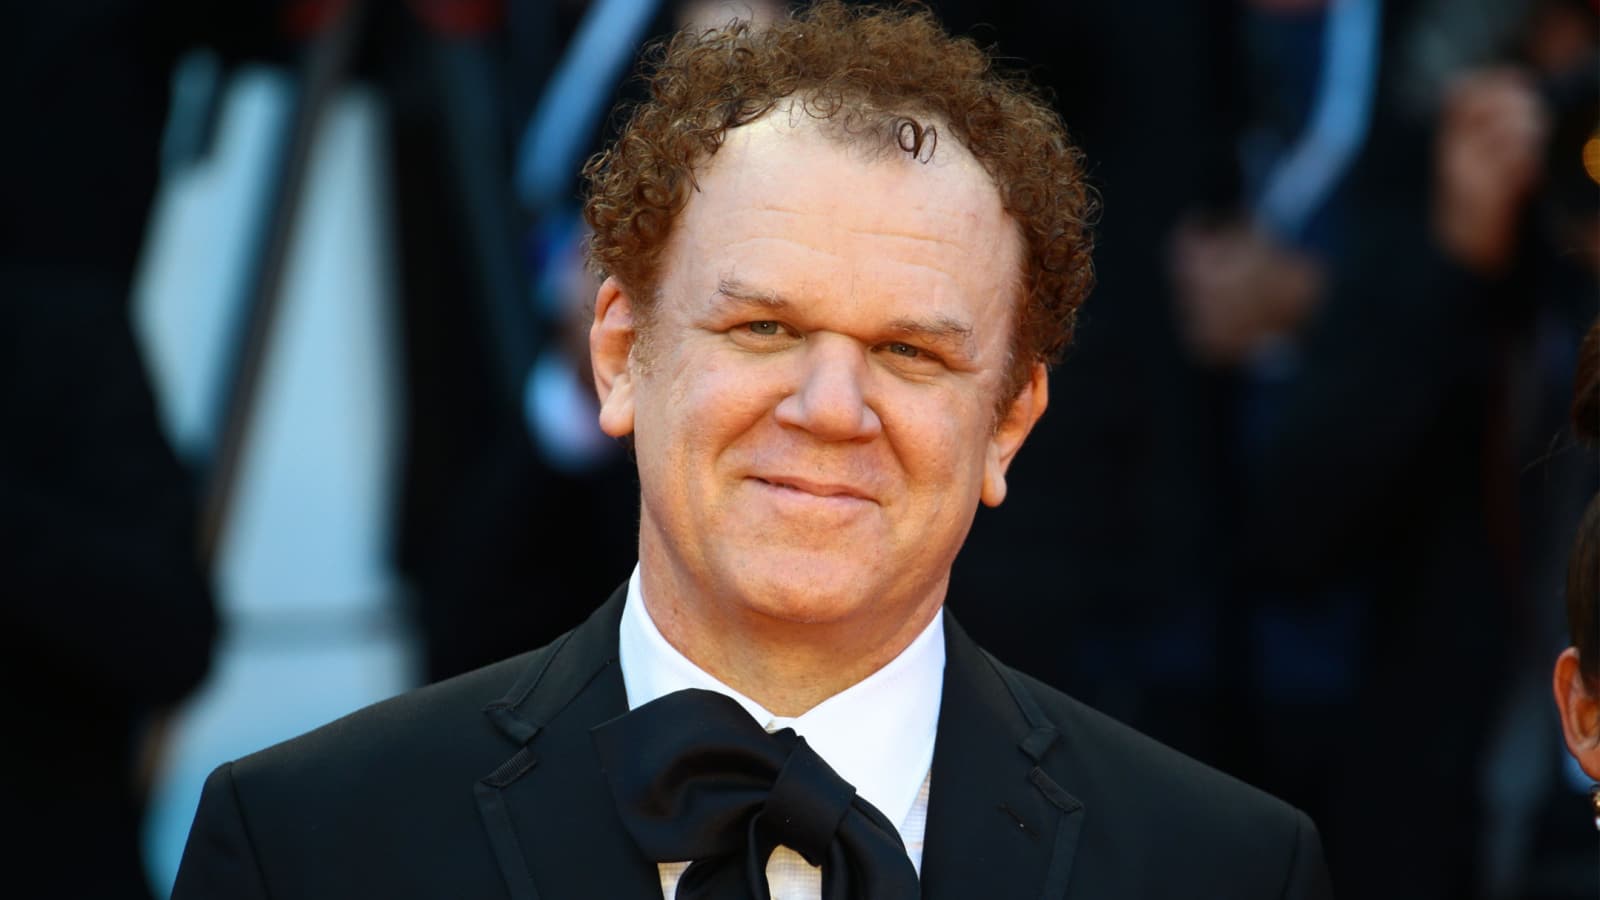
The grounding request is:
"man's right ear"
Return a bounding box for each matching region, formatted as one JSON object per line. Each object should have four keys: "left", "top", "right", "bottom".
{"left": 590, "top": 276, "right": 637, "bottom": 438}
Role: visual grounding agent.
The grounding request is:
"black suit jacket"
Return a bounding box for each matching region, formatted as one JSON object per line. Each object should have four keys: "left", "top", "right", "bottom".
{"left": 172, "top": 586, "right": 1333, "bottom": 898}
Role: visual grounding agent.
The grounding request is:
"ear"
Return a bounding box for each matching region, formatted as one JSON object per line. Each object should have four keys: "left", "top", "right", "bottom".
{"left": 1554, "top": 647, "right": 1600, "bottom": 781}
{"left": 590, "top": 276, "right": 638, "bottom": 438}
{"left": 981, "top": 362, "right": 1049, "bottom": 507}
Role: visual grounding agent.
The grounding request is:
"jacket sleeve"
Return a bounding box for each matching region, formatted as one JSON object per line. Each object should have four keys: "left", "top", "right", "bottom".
{"left": 1278, "top": 810, "right": 1336, "bottom": 900}
{"left": 171, "top": 763, "right": 273, "bottom": 900}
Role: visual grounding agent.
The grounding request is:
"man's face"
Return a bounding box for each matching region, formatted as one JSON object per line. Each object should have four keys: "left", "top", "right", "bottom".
{"left": 592, "top": 113, "right": 1046, "bottom": 636}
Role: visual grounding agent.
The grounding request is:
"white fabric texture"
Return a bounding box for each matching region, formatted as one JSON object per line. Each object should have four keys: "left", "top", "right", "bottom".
{"left": 617, "top": 565, "right": 944, "bottom": 898}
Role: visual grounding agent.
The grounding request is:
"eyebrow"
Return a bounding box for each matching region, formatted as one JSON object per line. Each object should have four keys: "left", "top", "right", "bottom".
{"left": 715, "top": 277, "right": 977, "bottom": 356}
{"left": 715, "top": 278, "right": 791, "bottom": 311}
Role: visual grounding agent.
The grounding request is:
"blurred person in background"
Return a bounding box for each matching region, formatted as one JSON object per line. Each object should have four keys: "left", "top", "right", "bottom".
{"left": 1427, "top": 2, "right": 1598, "bottom": 896}
{"left": 1459, "top": 11, "right": 1600, "bottom": 900}
{"left": 0, "top": 269, "right": 216, "bottom": 900}
{"left": 0, "top": 2, "right": 282, "bottom": 896}
{"left": 1163, "top": 1, "right": 1595, "bottom": 897}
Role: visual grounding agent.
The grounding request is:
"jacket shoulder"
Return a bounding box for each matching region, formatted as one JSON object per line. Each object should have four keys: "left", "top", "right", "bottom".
{"left": 235, "top": 647, "right": 541, "bottom": 784}
{"left": 177, "top": 584, "right": 636, "bottom": 900}
{"left": 1000, "top": 664, "right": 1330, "bottom": 897}
{"left": 1012, "top": 666, "right": 1294, "bottom": 817}
{"left": 186, "top": 646, "right": 562, "bottom": 897}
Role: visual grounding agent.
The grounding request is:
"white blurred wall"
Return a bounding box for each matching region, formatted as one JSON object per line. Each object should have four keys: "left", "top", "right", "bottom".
{"left": 132, "top": 65, "right": 418, "bottom": 896}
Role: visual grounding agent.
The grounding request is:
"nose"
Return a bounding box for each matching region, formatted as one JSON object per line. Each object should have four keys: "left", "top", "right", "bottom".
{"left": 773, "top": 336, "right": 883, "bottom": 441}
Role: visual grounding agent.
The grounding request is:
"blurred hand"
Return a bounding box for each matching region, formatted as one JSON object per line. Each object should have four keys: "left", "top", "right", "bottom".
{"left": 1171, "top": 219, "right": 1325, "bottom": 366}
{"left": 1434, "top": 67, "right": 1549, "bottom": 275}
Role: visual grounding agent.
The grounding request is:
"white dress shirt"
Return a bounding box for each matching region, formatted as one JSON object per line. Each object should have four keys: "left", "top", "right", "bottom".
{"left": 617, "top": 565, "right": 945, "bottom": 899}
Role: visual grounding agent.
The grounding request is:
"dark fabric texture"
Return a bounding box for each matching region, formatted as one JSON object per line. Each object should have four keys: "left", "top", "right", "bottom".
{"left": 173, "top": 585, "right": 1335, "bottom": 899}
{"left": 592, "top": 689, "right": 920, "bottom": 900}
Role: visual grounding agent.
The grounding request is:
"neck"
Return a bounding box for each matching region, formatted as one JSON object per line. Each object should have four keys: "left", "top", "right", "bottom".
{"left": 637, "top": 562, "right": 944, "bottom": 718}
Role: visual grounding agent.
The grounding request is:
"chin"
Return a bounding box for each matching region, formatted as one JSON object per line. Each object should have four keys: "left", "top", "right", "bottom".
{"left": 722, "top": 563, "right": 881, "bottom": 627}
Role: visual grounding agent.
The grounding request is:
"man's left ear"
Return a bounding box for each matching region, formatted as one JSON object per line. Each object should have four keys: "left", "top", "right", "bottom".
{"left": 981, "top": 362, "right": 1049, "bottom": 507}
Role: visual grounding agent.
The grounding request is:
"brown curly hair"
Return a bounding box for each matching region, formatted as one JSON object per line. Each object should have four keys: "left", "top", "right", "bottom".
{"left": 582, "top": 0, "right": 1096, "bottom": 401}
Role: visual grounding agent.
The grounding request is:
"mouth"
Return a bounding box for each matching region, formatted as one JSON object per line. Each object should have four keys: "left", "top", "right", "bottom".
{"left": 752, "top": 476, "right": 876, "bottom": 504}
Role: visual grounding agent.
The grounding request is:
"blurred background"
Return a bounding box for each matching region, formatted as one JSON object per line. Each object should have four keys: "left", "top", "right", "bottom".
{"left": 2, "top": 0, "right": 1595, "bottom": 897}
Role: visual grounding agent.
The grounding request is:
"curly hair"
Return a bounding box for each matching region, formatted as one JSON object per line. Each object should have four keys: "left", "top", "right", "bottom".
{"left": 582, "top": 0, "right": 1096, "bottom": 399}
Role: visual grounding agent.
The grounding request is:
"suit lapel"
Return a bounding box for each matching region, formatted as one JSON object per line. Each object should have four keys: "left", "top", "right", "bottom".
{"left": 473, "top": 585, "right": 662, "bottom": 900}
{"left": 920, "top": 612, "right": 1085, "bottom": 900}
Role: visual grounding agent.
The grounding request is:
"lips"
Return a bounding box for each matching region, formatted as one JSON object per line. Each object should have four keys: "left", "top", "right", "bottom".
{"left": 752, "top": 475, "right": 876, "bottom": 503}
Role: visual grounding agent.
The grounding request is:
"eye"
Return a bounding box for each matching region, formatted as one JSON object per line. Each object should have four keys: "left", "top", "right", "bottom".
{"left": 728, "top": 320, "right": 800, "bottom": 351}
{"left": 873, "top": 340, "right": 946, "bottom": 372}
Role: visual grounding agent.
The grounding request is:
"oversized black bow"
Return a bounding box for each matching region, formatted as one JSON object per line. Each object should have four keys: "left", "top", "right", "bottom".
{"left": 591, "top": 688, "right": 921, "bottom": 900}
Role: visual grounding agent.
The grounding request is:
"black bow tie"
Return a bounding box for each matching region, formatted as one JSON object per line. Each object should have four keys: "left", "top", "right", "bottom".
{"left": 591, "top": 688, "right": 921, "bottom": 900}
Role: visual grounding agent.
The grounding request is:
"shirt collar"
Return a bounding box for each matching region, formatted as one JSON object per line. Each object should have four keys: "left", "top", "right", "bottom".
{"left": 617, "top": 564, "right": 945, "bottom": 830}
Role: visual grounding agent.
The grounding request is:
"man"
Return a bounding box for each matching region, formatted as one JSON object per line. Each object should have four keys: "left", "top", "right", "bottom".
{"left": 173, "top": 4, "right": 1334, "bottom": 897}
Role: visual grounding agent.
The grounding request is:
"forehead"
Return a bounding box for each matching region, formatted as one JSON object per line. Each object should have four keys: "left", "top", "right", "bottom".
{"left": 660, "top": 111, "right": 1023, "bottom": 341}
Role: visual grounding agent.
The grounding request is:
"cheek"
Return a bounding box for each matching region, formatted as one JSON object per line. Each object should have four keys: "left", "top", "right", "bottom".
{"left": 682, "top": 356, "right": 774, "bottom": 429}
{"left": 644, "top": 351, "right": 777, "bottom": 461}
{"left": 890, "top": 394, "right": 991, "bottom": 488}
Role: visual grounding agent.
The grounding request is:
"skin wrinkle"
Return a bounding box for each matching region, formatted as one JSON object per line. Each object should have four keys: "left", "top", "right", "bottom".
{"left": 713, "top": 229, "right": 998, "bottom": 366}
{"left": 842, "top": 226, "right": 971, "bottom": 254}
{"left": 737, "top": 178, "right": 993, "bottom": 262}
